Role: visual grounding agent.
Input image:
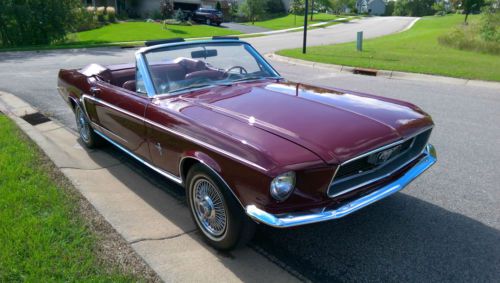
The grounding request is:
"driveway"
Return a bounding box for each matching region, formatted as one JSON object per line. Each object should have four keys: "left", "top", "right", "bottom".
{"left": 0, "top": 16, "right": 498, "bottom": 282}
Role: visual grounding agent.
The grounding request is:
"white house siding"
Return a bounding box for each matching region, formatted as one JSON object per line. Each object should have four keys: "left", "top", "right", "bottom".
{"left": 138, "top": 0, "right": 289, "bottom": 15}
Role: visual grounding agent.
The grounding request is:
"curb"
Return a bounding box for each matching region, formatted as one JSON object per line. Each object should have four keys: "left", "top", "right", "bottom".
{"left": 0, "top": 91, "right": 301, "bottom": 283}
{"left": 267, "top": 53, "right": 500, "bottom": 90}
{"left": 399, "top": 17, "right": 420, "bottom": 33}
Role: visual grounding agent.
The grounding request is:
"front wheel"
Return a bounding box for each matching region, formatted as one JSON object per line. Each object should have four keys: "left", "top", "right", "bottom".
{"left": 206, "top": 18, "right": 211, "bottom": 25}
{"left": 75, "top": 104, "right": 102, "bottom": 148}
{"left": 186, "top": 164, "right": 255, "bottom": 250}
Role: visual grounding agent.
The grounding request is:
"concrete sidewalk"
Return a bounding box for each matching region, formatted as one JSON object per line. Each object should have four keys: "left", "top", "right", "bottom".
{"left": 0, "top": 91, "right": 299, "bottom": 283}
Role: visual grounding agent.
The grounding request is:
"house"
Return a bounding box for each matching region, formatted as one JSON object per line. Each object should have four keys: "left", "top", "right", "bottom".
{"left": 356, "top": 0, "right": 386, "bottom": 16}
{"left": 83, "top": 0, "right": 239, "bottom": 16}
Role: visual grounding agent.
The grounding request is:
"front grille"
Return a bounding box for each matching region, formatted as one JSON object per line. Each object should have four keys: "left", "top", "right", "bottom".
{"left": 328, "top": 128, "right": 432, "bottom": 198}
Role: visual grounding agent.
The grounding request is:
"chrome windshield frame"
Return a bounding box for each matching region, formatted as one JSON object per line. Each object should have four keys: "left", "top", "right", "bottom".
{"left": 134, "top": 39, "right": 281, "bottom": 98}
{"left": 135, "top": 51, "right": 157, "bottom": 97}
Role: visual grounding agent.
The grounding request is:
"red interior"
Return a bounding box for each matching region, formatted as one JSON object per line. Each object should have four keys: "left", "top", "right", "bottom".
{"left": 97, "top": 59, "right": 225, "bottom": 92}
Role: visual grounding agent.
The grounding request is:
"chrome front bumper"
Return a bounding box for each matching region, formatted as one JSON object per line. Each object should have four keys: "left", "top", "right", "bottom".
{"left": 246, "top": 144, "right": 437, "bottom": 228}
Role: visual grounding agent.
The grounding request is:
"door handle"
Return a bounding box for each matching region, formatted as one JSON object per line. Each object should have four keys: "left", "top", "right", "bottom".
{"left": 90, "top": 87, "right": 101, "bottom": 96}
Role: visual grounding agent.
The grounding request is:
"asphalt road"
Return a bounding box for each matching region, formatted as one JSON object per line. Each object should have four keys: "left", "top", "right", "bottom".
{"left": 221, "top": 22, "right": 271, "bottom": 34}
{"left": 248, "top": 16, "right": 417, "bottom": 53}
{"left": 0, "top": 16, "right": 499, "bottom": 282}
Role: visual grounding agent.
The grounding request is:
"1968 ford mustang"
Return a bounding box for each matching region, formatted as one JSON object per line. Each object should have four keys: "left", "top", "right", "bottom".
{"left": 58, "top": 38, "right": 437, "bottom": 250}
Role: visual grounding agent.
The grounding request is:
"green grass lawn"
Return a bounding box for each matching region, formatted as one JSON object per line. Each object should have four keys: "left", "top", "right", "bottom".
{"left": 278, "top": 15, "right": 500, "bottom": 82}
{"left": 74, "top": 21, "right": 241, "bottom": 44}
{"left": 0, "top": 115, "right": 138, "bottom": 281}
{"left": 0, "top": 21, "right": 241, "bottom": 52}
{"left": 245, "top": 13, "right": 340, "bottom": 30}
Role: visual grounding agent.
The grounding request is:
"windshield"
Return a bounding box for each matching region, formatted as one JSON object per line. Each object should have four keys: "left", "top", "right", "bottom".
{"left": 142, "top": 42, "right": 279, "bottom": 95}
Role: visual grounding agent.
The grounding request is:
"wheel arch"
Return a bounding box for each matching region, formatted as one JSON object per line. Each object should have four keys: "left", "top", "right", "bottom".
{"left": 68, "top": 95, "right": 79, "bottom": 112}
{"left": 179, "top": 153, "right": 245, "bottom": 209}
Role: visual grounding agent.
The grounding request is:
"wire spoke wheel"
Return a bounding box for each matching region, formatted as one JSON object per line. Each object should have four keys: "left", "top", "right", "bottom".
{"left": 192, "top": 178, "right": 227, "bottom": 237}
{"left": 76, "top": 107, "right": 90, "bottom": 143}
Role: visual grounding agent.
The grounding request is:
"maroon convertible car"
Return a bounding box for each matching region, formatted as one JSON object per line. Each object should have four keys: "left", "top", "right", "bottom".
{"left": 58, "top": 38, "right": 437, "bottom": 250}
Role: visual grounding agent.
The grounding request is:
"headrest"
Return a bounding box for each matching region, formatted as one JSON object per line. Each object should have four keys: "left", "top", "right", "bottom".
{"left": 176, "top": 58, "right": 207, "bottom": 72}
{"left": 122, "top": 80, "right": 136, "bottom": 92}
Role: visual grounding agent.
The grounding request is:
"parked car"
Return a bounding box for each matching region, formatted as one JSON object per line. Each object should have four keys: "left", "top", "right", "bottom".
{"left": 57, "top": 38, "right": 437, "bottom": 250}
{"left": 192, "top": 8, "right": 223, "bottom": 26}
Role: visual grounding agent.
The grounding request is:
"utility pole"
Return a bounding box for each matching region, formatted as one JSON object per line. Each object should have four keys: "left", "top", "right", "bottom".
{"left": 302, "top": 0, "right": 308, "bottom": 54}
{"left": 310, "top": 0, "right": 314, "bottom": 21}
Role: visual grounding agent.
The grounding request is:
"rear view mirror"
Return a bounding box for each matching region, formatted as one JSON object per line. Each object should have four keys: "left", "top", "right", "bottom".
{"left": 191, "top": 49, "right": 218, "bottom": 59}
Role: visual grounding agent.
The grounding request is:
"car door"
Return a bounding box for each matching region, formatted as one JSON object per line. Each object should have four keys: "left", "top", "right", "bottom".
{"left": 87, "top": 78, "right": 151, "bottom": 161}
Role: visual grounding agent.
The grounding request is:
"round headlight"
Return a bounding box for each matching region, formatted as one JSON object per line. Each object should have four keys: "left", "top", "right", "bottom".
{"left": 270, "top": 171, "right": 296, "bottom": 201}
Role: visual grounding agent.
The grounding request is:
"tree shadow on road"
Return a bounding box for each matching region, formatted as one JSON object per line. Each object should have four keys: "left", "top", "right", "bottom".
{"left": 251, "top": 192, "right": 500, "bottom": 282}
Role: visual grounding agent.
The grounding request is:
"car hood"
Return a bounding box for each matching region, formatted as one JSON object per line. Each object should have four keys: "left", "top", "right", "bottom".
{"left": 164, "top": 80, "right": 433, "bottom": 164}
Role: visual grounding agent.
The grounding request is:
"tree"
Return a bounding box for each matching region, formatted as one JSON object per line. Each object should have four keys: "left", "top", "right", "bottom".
{"left": 239, "top": 0, "right": 266, "bottom": 24}
{"left": 160, "top": 0, "right": 174, "bottom": 19}
{"left": 290, "top": 0, "right": 305, "bottom": 25}
{"left": 392, "top": 0, "right": 435, "bottom": 16}
{"left": 310, "top": 0, "right": 335, "bottom": 20}
{"left": 330, "top": 0, "right": 354, "bottom": 14}
{"left": 267, "top": 0, "right": 286, "bottom": 14}
{"left": 432, "top": 1, "right": 447, "bottom": 15}
{"left": 216, "top": 1, "right": 222, "bottom": 11}
{"left": 0, "top": 0, "right": 83, "bottom": 47}
{"left": 174, "top": 8, "right": 185, "bottom": 22}
{"left": 461, "top": 0, "right": 485, "bottom": 23}
{"left": 385, "top": 0, "right": 396, "bottom": 15}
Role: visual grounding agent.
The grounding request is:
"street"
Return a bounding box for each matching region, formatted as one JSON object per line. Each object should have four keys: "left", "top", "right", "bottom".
{"left": 0, "top": 16, "right": 499, "bottom": 282}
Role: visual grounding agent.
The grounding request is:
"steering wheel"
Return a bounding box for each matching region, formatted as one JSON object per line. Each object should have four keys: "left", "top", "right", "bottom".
{"left": 224, "top": 66, "right": 248, "bottom": 75}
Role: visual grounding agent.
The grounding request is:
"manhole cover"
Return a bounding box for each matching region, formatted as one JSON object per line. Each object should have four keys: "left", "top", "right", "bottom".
{"left": 21, "top": 112, "right": 51, "bottom": 125}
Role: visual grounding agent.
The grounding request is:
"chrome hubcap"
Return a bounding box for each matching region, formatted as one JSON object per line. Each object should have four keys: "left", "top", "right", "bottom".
{"left": 192, "top": 179, "right": 226, "bottom": 237}
{"left": 76, "top": 108, "right": 90, "bottom": 143}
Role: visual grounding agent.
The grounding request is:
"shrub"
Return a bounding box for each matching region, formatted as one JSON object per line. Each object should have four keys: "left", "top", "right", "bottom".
{"left": 480, "top": 7, "right": 499, "bottom": 42}
{"left": 239, "top": 0, "right": 266, "bottom": 23}
{"left": 0, "top": 0, "right": 83, "bottom": 47}
{"left": 163, "top": 19, "right": 192, "bottom": 26}
{"left": 174, "top": 9, "right": 185, "bottom": 22}
{"left": 75, "top": 7, "right": 99, "bottom": 32}
{"left": 438, "top": 21, "right": 500, "bottom": 54}
{"left": 106, "top": 7, "right": 116, "bottom": 22}
{"left": 86, "top": 6, "right": 96, "bottom": 14}
{"left": 152, "top": 10, "right": 163, "bottom": 20}
{"left": 96, "top": 6, "right": 106, "bottom": 22}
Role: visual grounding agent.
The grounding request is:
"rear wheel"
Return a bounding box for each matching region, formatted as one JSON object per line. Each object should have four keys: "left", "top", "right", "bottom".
{"left": 206, "top": 18, "right": 211, "bottom": 25}
{"left": 186, "top": 164, "right": 255, "bottom": 250}
{"left": 75, "top": 104, "right": 102, "bottom": 148}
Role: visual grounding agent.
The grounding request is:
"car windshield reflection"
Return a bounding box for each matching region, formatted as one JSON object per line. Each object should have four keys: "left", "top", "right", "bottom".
{"left": 143, "top": 42, "right": 280, "bottom": 95}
